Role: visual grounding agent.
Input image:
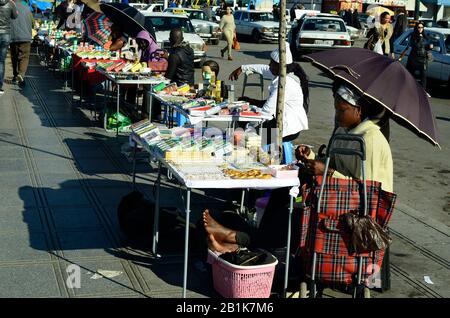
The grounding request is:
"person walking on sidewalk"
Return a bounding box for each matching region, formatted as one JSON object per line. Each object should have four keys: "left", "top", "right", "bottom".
{"left": 0, "top": 0, "right": 18, "bottom": 94}
{"left": 10, "top": 0, "right": 33, "bottom": 88}
{"left": 399, "top": 22, "right": 432, "bottom": 92}
{"left": 218, "top": 5, "right": 236, "bottom": 61}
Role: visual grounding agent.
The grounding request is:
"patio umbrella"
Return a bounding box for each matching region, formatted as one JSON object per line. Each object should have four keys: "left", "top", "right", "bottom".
{"left": 303, "top": 48, "right": 440, "bottom": 148}
{"left": 99, "top": 3, "right": 156, "bottom": 39}
{"left": 83, "top": 12, "right": 111, "bottom": 46}
{"left": 366, "top": 6, "right": 394, "bottom": 17}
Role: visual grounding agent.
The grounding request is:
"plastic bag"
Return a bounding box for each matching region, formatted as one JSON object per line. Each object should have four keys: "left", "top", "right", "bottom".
{"left": 342, "top": 213, "right": 392, "bottom": 254}
{"left": 219, "top": 248, "right": 267, "bottom": 266}
{"left": 373, "top": 39, "right": 384, "bottom": 55}
{"left": 232, "top": 36, "right": 240, "bottom": 51}
{"left": 104, "top": 109, "right": 132, "bottom": 133}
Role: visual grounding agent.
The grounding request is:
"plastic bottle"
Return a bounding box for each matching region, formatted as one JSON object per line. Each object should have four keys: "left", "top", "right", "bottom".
{"left": 215, "top": 80, "right": 221, "bottom": 102}
{"left": 227, "top": 84, "right": 235, "bottom": 103}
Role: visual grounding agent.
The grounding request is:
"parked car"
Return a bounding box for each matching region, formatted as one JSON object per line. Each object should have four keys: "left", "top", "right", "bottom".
{"left": 163, "top": 7, "right": 222, "bottom": 45}
{"left": 233, "top": 10, "right": 289, "bottom": 43}
{"left": 142, "top": 12, "right": 207, "bottom": 65}
{"left": 128, "top": 2, "right": 149, "bottom": 11}
{"left": 346, "top": 24, "right": 361, "bottom": 44}
{"left": 289, "top": 13, "right": 352, "bottom": 56}
{"left": 139, "top": 3, "right": 164, "bottom": 13}
{"left": 393, "top": 27, "right": 450, "bottom": 88}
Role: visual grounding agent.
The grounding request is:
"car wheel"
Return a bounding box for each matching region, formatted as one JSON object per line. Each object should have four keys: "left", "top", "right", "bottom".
{"left": 252, "top": 29, "right": 262, "bottom": 44}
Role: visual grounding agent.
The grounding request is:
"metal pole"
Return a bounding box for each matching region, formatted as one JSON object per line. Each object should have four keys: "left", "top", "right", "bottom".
{"left": 240, "top": 189, "right": 245, "bottom": 214}
{"left": 414, "top": 0, "right": 420, "bottom": 20}
{"left": 182, "top": 189, "right": 191, "bottom": 298}
{"left": 116, "top": 84, "right": 120, "bottom": 138}
{"left": 132, "top": 141, "right": 138, "bottom": 190}
{"left": 152, "top": 161, "right": 162, "bottom": 256}
{"left": 283, "top": 194, "right": 294, "bottom": 298}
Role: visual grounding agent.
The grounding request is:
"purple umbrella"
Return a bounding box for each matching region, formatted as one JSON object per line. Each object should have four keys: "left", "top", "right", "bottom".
{"left": 303, "top": 48, "right": 440, "bottom": 148}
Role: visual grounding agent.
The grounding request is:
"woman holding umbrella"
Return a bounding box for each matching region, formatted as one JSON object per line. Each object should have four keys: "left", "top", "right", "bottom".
{"left": 296, "top": 82, "right": 393, "bottom": 193}
{"left": 399, "top": 22, "right": 433, "bottom": 91}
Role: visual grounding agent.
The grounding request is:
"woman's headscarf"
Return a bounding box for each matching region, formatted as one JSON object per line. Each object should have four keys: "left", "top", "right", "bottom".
{"left": 136, "top": 31, "right": 160, "bottom": 62}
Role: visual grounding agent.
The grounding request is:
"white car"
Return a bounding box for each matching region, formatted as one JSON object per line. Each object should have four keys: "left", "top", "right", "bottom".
{"left": 163, "top": 7, "right": 222, "bottom": 45}
{"left": 290, "top": 14, "right": 352, "bottom": 56}
{"left": 233, "top": 10, "right": 289, "bottom": 43}
{"left": 139, "top": 3, "right": 164, "bottom": 13}
{"left": 142, "top": 13, "right": 207, "bottom": 64}
{"left": 393, "top": 27, "right": 450, "bottom": 88}
{"left": 128, "top": 3, "right": 149, "bottom": 11}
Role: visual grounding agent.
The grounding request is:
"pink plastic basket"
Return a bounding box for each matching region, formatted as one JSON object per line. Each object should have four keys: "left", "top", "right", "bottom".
{"left": 208, "top": 249, "right": 278, "bottom": 298}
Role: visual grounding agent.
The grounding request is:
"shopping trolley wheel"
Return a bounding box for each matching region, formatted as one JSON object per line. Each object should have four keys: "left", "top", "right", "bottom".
{"left": 300, "top": 282, "right": 308, "bottom": 298}
{"left": 353, "top": 284, "right": 367, "bottom": 298}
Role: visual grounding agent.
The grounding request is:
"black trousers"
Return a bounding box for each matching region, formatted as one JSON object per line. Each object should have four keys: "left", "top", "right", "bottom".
{"left": 406, "top": 61, "right": 427, "bottom": 90}
{"left": 218, "top": 188, "right": 300, "bottom": 253}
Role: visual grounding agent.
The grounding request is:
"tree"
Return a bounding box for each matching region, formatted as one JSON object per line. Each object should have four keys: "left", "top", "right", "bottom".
{"left": 276, "top": 0, "right": 286, "bottom": 164}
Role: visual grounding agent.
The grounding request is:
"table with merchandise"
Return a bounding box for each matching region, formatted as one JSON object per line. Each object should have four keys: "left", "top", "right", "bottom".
{"left": 129, "top": 120, "right": 300, "bottom": 298}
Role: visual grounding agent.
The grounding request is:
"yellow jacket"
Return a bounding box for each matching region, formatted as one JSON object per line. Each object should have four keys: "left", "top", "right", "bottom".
{"left": 311, "top": 119, "right": 394, "bottom": 193}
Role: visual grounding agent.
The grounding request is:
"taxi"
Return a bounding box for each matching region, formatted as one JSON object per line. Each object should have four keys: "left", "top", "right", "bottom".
{"left": 289, "top": 13, "right": 352, "bottom": 56}
{"left": 164, "top": 7, "right": 222, "bottom": 45}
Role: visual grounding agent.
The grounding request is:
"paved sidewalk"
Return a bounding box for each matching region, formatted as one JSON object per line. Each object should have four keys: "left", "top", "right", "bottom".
{"left": 0, "top": 46, "right": 448, "bottom": 298}
{"left": 0, "top": 54, "right": 217, "bottom": 298}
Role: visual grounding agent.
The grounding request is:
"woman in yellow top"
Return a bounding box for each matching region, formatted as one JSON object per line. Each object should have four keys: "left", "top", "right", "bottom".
{"left": 297, "top": 82, "right": 393, "bottom": 193}
{"left": 218, "top": 6, "right": 236, "bottom": 61}
{"left": 366, "top": 12, "right": 394, "bottom": 58}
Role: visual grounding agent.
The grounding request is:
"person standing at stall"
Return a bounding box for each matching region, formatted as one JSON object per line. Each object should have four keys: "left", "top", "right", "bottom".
{"left": 10, "top": 0, "right": 33, "bottom": 88}
{"left": 0, "top": 0, "right": 18, "bottom": 95}
{"left": 164, "top": 28, "right": 195, "bottom": 86}
{"left": 228, "top": 45, "right": 309, "bottom": 144}
{"left": 218, "top": 5, "right": 236, "bottom": 61}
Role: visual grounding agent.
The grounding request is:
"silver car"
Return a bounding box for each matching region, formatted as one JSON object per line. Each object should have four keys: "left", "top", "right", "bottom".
{"left": 163, "top": 8, "right": 222, "bottom": 45}
{"left": 393, "top": 27, "right": 450, "bottom": 88}
{"left": 234, "top": 10, "right": 289, "bottom": 43}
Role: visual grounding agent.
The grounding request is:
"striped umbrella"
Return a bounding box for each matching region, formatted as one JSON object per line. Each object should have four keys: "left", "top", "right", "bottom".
{"left": 83, "top": 12, "right": 112, "bottom": 46}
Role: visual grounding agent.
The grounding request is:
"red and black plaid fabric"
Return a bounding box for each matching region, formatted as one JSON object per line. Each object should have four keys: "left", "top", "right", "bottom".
{"left": 298, "top": 176, "right": 396, "bottom": 286}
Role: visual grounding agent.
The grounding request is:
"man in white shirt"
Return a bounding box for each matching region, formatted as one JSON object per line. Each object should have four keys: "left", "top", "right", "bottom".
{"left": 228, "top": 45, "right": 309, "bottom": 143}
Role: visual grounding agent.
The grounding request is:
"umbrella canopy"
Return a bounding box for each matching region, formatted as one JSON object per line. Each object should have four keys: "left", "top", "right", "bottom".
{"left": 366, "top": 6, "right": 394, "bottom": 17}
{"left": 83, "top": 12, "right": 111, "bottom": 46}
{"left": 99, "top": 3, "right": 156, "bottom": 39}
{"left": 80, "top": 0, "right": 102, "bottom": 13}
{"left": 303, "top": 48, "right": 440, "bottom": 148}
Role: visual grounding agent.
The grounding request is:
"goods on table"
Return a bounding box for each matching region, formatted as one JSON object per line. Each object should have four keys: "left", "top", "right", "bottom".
{"left": 269, "top": 164, "right": 299, "bottom": 178}
{"left": 222, "top": 168, "right": 272, "bottom": 180}
{"left": 131, "top": 119, "right": 161, "bottom": 145}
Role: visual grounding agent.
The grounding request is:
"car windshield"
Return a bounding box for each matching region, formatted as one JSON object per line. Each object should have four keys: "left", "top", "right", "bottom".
{"left": 250, "top": 12, "right": 275, "bottom": 22}
{"left": 147, "top": 16, "right": 195, "bottom": 33}
{"left": 189, "top": 11, "right": 207, "bottom": 21}
{"left": 302, "top": 19, "right": 345, "bottom": 32}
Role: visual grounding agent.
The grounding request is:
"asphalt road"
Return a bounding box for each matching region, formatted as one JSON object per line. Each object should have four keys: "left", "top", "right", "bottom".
{"left": 197, "top": 38, "right": 450, "bottom": 297}
{"left": 199, "top": 38, "right": 450, "bottom": 227}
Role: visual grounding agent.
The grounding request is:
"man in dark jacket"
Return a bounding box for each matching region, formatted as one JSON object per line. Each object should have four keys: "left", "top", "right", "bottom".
{"left": 165, "top": 28, "right": 194, "bottom": 86}
{"left": 0, "top": 0, "right": 18, "bottom": 94}
{"left": 10, "top": 0, "right": 32, "bottom": 87}
{"left": 393, "top": 9, "right": 408, "bottom": 41}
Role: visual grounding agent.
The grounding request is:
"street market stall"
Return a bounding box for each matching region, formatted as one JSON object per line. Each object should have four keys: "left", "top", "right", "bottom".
{"left": 128, "top": 121, "right": 300, "bottom": 298}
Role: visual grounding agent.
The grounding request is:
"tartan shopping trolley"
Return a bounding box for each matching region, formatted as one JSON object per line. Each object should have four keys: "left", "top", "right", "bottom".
{"left": 298, "top": 134, "right": 397, "bottom": 298}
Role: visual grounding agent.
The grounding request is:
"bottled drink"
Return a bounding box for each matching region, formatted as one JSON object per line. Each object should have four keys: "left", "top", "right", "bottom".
{"left": 215, "top": 80, "right": 221, "bottom": 102}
